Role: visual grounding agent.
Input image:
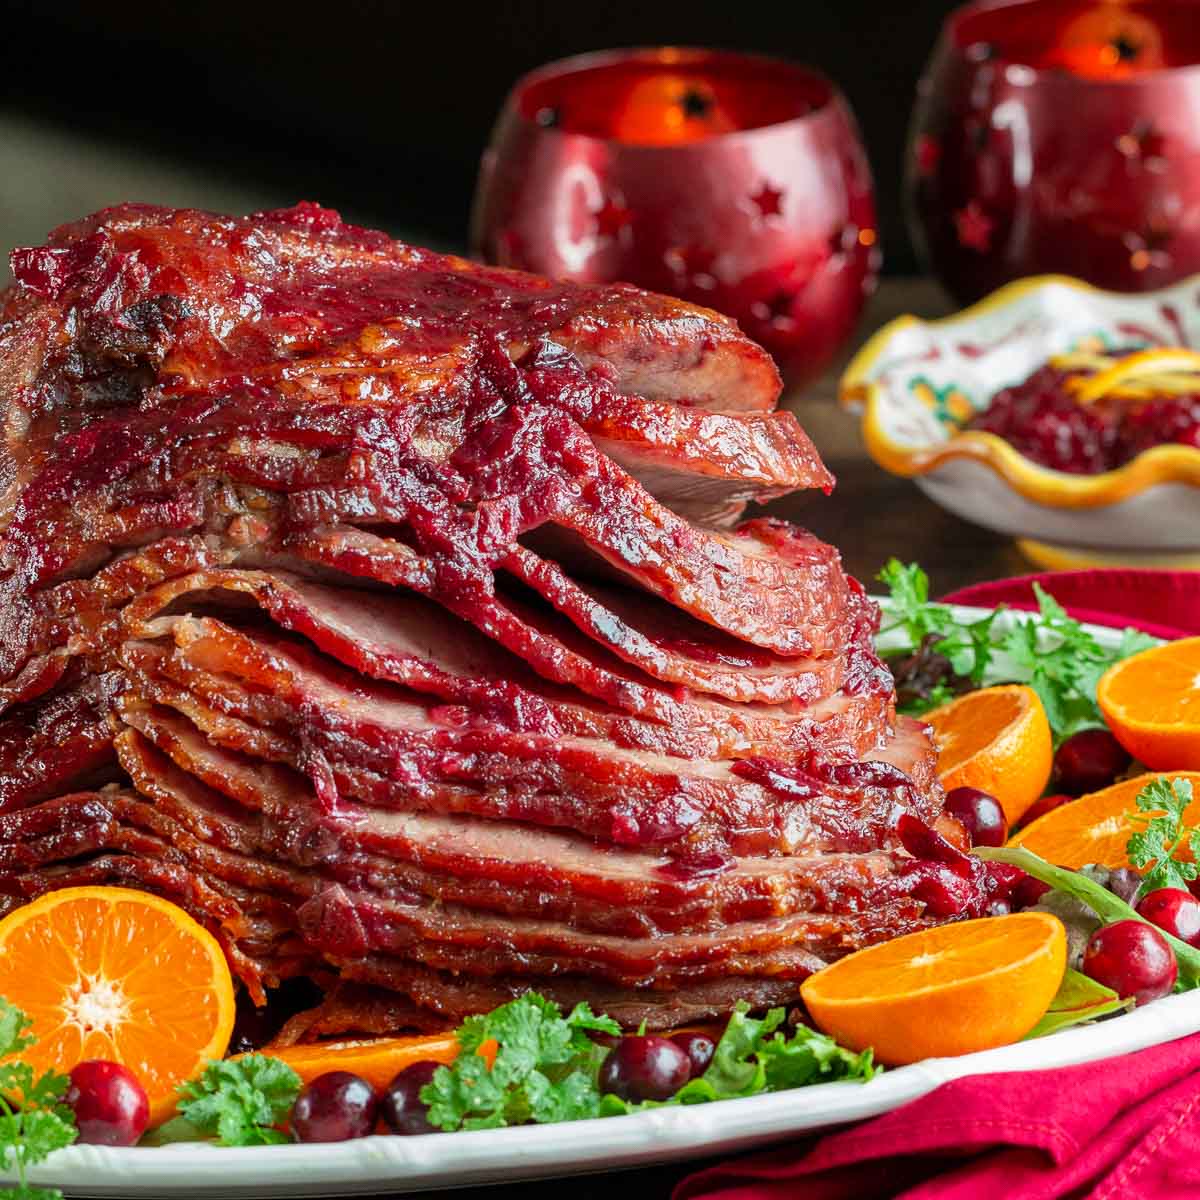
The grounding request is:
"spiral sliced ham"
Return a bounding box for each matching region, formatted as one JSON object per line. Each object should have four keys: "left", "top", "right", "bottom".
{"left": 0, "top": 203, "right": 996, "bottom": 1034}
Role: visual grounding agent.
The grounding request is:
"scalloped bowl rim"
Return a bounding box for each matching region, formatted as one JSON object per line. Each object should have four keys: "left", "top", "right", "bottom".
{"left": 840, "top": 272, "right": 1200, "bottom": 510}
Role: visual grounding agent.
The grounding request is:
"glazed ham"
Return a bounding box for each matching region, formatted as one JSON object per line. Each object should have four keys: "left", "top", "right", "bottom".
{"left": 0, "top": 204, "right": 1004, "bottom": 1034}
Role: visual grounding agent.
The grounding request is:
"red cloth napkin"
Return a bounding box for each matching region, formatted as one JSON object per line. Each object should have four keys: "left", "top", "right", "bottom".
{"left": 673, "top": 570, "right": 1200, "bottom": 1200}
{"left": 673, "top": 1031, "right": 1200, "bottom": 1200}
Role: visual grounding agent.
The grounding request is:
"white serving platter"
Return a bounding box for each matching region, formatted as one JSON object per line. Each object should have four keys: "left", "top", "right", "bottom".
{"left": 11, "top": 608, "right": 1187, "bottom": 1198}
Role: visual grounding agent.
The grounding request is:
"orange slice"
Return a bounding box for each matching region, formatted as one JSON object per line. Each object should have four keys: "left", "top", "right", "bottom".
{"left": 924, "top": 685, "right": 1053, "bottom": 825}
{"left": 1097, "top": 637, "right": 1200, "bottom": 771}
{"left": 253, "top": 1034, "right": 472, "bottom": 1092}
{"left": 0, "top": 887, "right": 236, "bottom": 1126}
{"left": 800, "top": 913, "right": 1066, "bottom": 1065}
{"left": 1008, "top": 771, "right": 1200, "bottom": 868}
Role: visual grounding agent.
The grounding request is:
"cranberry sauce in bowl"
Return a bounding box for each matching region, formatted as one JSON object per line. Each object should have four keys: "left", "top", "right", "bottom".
{"left": 968, "top": 348, "right": 1200, "bottom": 474}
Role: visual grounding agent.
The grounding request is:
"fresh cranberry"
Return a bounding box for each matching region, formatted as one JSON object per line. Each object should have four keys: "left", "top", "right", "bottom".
{"left": 670, "top": 1031, "right": 716, "bottom": 1078}
{"left": 64, "top": 1060, "right": 149, "bottom": 1147}
{"left": 1137, "top": 888, "right": 1200, "bottom": 947}
{"left": 1053, "top": 729, "right": 1131, "bottom": 797}
{"left": 943, "top": 787, "right": 1007, "bottom": 848}
{"left": 1106, "top": 867, "right": 1144, "bottom": 906}
{"left": 1010, "top": 874, "right": 1052, "bottom": 910}
{"left": 380, "top": 1061, "right": 441, "bottom": 1136}
{"left": 1018, "top": 793, "right": 1074, "bottom": 830}
{"left": 290, "top": 1071, "right": 378, "bottom": 1143}
{"left": 599, "top": 1036, "right": 691, "bottom": 1103}
{"left": 1083, "top": 920, "right": 1178, "bottom": 1005}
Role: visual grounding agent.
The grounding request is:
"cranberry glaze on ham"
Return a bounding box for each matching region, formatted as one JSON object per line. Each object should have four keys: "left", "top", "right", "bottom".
{"left": 0, "top": 204, "right": 1007, "bottom": 1033}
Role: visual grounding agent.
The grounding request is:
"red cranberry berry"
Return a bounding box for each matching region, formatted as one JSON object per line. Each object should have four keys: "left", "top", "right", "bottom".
{"left": 64, "top": 1060, "right": 149, "bottom": 1147}
{"left": 943, "top": 787, "right": 1008, "bottom": 848}
{"left": 1018, "top": 793, "right": 1074, "bottom": 830}
{"left": 1010, "top": 873, "right": 1052, "bottom": 911}
{"left": 290, "top": 1071, "right": 378, "bottom": 1143}
{"left": 380, "top": 1060, "right": 441, "bottom": 1136}
{"left": 1083, "top": 920, "right": 1178, "bottom": 1005}
{"left": 1053, "top": 729, "right": 1131, "bottom": 797}
{"left": 1137, "top": 888, "right": 1200, "bottom": 947}
{"left": 599, "top": 1036, "right": 691, "bottom": 1103}
{"left": 670, "top": 1031, "right": 716, "bottom": 1078}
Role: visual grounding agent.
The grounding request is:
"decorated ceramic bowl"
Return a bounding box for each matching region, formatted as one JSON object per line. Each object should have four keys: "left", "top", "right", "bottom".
{"left": 839, "top": 274, "right": 1200, "bottom": 569}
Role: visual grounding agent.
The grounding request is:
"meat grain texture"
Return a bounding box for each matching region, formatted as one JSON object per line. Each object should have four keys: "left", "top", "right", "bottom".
{"left": 0, "top": 204, "right": 1002, "bottom": 1036}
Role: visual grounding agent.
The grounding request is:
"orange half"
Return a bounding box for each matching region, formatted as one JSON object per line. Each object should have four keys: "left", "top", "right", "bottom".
{"left": 924, "top": 684, "right": 1054, "bottom": 825}
{"left": 800, "top": 913, "right": 1066, "bottom": 1065}
{"left": 1098, "top": 637, "right": 1200, "bottom": 771}
{"left": 0, "top": 887, "right": 236, "bottom": 1126}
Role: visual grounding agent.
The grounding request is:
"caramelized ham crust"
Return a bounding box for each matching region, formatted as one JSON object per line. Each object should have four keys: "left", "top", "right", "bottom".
{"left": 0, "top": 204, "right": 996, "bottom": 1036}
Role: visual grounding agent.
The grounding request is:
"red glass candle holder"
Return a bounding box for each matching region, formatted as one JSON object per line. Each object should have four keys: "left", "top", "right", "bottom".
{"left": 471, "top": 48, "right": 879, "bottom": 387}
{"left": 909, "top": 0, "right": 1200, "bottom": 304}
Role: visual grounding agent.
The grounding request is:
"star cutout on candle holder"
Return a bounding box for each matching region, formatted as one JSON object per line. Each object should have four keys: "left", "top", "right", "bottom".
{"left": 953, "top": 201, "right": 994, "bottom": 253}
{"left": 1116, "top": 121, "right": 1168, "bottom": 170}
{"left": 664, "top": 243, "right": 717, "bottom": 290}
{"left": 1123, "top": 221, "right": 1173, "bottom": 272}
{"left": 593, "top": 195, "right": 634, "bottom": 240}
{"left": 749, "top": 182, "right": 785, "bottom": 219}
{"left": 678, "top": 88, "right": 714, "bottom": 120}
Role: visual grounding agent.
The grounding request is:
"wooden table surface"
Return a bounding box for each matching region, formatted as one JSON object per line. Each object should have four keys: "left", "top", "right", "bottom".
{"left": 380, "top": 280, "right": 1028, "bottom": 1200}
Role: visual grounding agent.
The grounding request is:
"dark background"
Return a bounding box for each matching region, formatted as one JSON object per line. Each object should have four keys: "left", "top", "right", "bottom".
{"left": 0, "top": 0, "right": 960, "bottom": 270}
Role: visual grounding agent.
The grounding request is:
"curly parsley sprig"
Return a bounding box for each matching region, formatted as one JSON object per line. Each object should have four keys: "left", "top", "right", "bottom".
{"left": 0, "top": 999, "right": 76, "bottom": 1200}
{"left": 173, "top": 1055, "right": 301, "bottom": 1147}
{"left": 1127, "top": 777, "right": 1200, "bottom": 895}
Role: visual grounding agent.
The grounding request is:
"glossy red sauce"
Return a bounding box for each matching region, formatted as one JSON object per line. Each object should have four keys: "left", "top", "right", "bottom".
{"left": 968, "top": 359, "right": 1200, "bottom": 474}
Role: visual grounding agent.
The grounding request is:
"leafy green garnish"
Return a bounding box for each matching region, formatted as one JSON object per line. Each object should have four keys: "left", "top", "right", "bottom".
{"left": 422, "top": 994, "right": 876, "bottom": 1131}
{"left": 1023, "top": 968, "right": 1130, "bottom": 1039}
{"left": 1000, "top": 585, "right": 1156, "bottom": 739}
{"left": 1126, "top": 777, "right": 1200, "bottom": 895}
{"left": 602, "top": 1002, "right": 877, "bottom": 1115}
{"left": 975, "top": 844, "right": 1200, "bottom": 988}
{"left": 174, "top": 1055, "right": 301, "bottom": 1147}
{"left": 423, "top": 994, "right": 619, "bottom": 1130}
{"left": 877, "top": 560, "right": 998, "bottom": 690}
{"left": 0, "top": 999, "right": 76, "bottom": 1200}
{"left": 877, "top": 562, "right": 1158, "bottom": 739}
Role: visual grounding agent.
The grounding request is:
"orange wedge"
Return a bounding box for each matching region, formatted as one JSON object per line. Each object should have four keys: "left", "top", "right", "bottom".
{"left": 1098, "top": 637, "right": 1200, "bottom": 771}
{"left": 924, "top": 685, "right": 1053, "bottom": 825}
{"left": 0, "top": 887, "right": 236, "bottom": 1126}
{"left": 251, "top": 1033, "right": 484, "bottom": 1092}
{"left": 1008, "top": 771, "right": 1200, "bottom": 868}
{"left": 800, "top": 913, "right": 1066, "bottom": 1065}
